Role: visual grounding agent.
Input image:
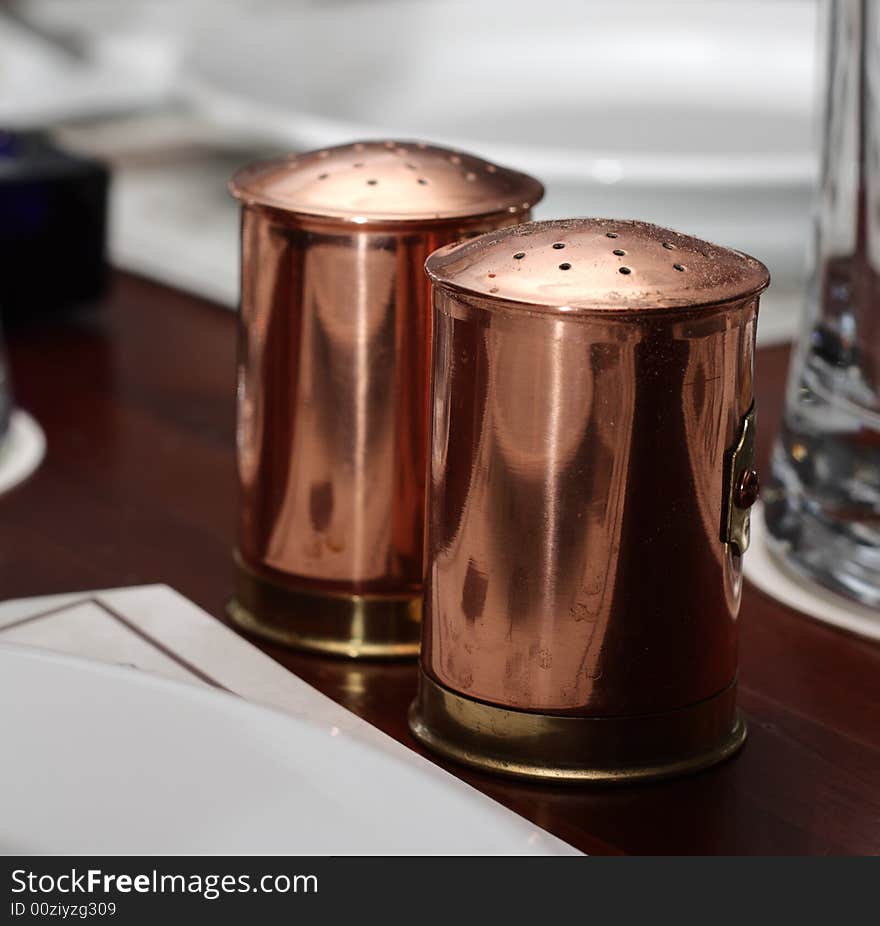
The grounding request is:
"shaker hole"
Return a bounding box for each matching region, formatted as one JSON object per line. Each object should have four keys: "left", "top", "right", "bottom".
{"left": 513, "top": 252, "right": 526, "bottom": 260}
{"left": 418, "top": 178, "right": 429, "bottom": 185}
{"left": 318, "top": 173, "right": 329, "bottom": 180}
{"left": 552, "top": 242, "right": 565, "bottom": 250}
{"left": 662, "top": 242, "right": 676, "bottom": 250}
{"left": 619, "top": 266, "right": 632, "bottom": 275}
{"left": 613, "top": 249, "right": 626, "bottom": 256}
{"left": 673, "top": 263, "right": 686, "bottom": 271}
{"left": 559, "top": 262, "right": 572, "bottom": 271}
{"left": 606, "top": 232, "right": 619, "bottom": 238}
{"left": 367, "top": 179, "right": 378, "bottom": 185}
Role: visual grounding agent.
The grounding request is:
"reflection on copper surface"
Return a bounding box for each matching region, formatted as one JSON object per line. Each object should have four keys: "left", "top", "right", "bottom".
{"left": 232, "top": 142, "right": 542, "bottom": 608}
{"left": 238, "top": 221, "right": 433, "bottom": 591}
{"left": 421, "top": 219, "right": 768, "bottom": 716}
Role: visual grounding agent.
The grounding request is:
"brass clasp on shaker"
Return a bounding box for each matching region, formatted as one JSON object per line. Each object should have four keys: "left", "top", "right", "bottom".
{"left": 721, "top": 403, "right": 759, "bottom": 556}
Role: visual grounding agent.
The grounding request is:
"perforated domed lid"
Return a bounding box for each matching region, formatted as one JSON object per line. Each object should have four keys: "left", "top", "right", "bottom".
{"left": 229, "top": 141, "right": 543, "bottom": 226}
{"left": 426, "top": 218, "right": 770, "bottom": 314}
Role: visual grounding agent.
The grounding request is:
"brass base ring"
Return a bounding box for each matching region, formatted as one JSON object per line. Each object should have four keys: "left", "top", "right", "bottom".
{"left": 229, "top": 554, "right": 421, "bottom": 659}
{"left": 409, "top": 670, "right": 747, "bottom": 784}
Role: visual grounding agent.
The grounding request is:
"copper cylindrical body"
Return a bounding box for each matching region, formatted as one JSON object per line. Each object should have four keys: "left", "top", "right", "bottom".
{"left": 228, "top": 142, "right": 543, "bottom": 657}
{"left": 410, "top": 218, "right": 770, "bottom": 781}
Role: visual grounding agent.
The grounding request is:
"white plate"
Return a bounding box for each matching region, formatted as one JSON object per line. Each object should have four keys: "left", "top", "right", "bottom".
{"left": 746, "top": 503, "right": 880, "bottom": 643}
{"left": 187, "top": 0, "right": 817, "bottom": 185}
{"left": 185, "top": 0, "right": 820, "bottom": 307}
{"left": 0, "top": 411, "right": 46, "bottom": 496}
{"left": 0, "top": 646, "right": 579, "bottom": 855}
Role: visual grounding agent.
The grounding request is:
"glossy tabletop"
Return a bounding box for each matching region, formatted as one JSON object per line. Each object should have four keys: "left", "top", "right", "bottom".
{"left": 2, "top": 272, "right": 878, "bottom": 855}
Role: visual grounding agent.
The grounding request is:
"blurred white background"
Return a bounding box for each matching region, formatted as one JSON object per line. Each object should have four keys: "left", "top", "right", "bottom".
{"left": 0, "top": 0, "right": 822, "bottom": 341}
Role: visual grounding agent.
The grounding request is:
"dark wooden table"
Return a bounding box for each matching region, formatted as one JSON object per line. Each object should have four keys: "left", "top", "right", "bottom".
{"left": 4, "top": 273, "right": 879, "bottom": 855}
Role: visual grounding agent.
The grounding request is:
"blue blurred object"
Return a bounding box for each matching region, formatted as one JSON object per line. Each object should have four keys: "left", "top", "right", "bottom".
{"left": 0, "top": 130, "right": 108, "bottom": 322}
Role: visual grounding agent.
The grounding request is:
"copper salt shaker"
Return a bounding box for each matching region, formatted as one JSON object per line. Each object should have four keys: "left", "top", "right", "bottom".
{"left": 228, "top": 141, "right": 543, "bottom": 658}
{"left": 409, "top": 218, "right": 769, "bottom": 781}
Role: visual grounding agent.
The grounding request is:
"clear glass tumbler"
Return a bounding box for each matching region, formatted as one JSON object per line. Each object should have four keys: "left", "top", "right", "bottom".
{"left": 765, "top": 0, "right": 880, "bottom": 606}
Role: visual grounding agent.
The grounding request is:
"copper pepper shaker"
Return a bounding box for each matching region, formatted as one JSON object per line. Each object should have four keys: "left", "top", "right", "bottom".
{"left": 228, "top": 141, "right": 543, "bottom": 658}
{"left": 409, "top": 218, "right": 769, "bottom": 781}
